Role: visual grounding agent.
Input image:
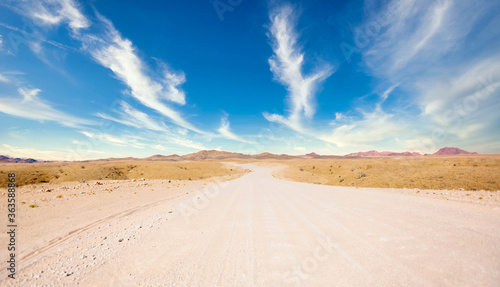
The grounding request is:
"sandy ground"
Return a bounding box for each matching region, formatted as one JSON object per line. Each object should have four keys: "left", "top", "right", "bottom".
{"left": 1, "top": 165, "right": 500, "bottom": 286}
{"left": 271, "top": 165, "right": 500, "bottom": 206}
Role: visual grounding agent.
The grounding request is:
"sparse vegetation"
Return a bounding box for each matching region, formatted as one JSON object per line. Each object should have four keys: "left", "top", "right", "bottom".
{"left": 356, "top": 171, "right": 367, "bottom": 179}
{"left": 0, "top": 161, "right": 246, "bottom": 188}
{"left": 271, "top": 155, "right": 500, "bottom": 191}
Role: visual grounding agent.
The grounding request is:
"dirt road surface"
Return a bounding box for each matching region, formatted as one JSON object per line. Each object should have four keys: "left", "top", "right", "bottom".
{"left": 2, "top": 165, "right": 500, "bottom": 286}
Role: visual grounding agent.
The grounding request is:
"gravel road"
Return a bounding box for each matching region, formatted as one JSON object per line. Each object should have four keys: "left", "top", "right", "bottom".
{"left": 2, "top": 165, "right": 499, "bottom": 286}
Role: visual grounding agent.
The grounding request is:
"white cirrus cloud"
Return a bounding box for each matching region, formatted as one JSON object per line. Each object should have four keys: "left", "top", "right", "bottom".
{"left": 77, "top": 13, "right": 204, "bottom": 134}
{"left": 0, "top": 73, "right": 9, "bottom": 83}
{"left": 96, "top": 101, "right": 169, "bottom": 132}
{"left": 294, "top": 146, "right": 305, "bottom": 152}
{"left": 217, "top": 113, "right": 252, "bottom": 143}
{"left": 79, "top": 131, "right": 146, "bottom": 149}
{"left": 169, "top": 137, "right": 206, "bottom": 151}
{"left": 367, "top": 0, "right": 451, "bottom": 75}
{"left": 9, "top": 0, "right": 205, "bottom": 135}
{"left": 0, "top": 87, "right": 95, "bottom": 128}
{"left": 263, "top": 4, "right": 334, "bottom": 133}
{"left": 26, "top": 0, "right": 90, "bottom": 31}
{"left": 150, "top": 144, "right": 172, "bottom": 152}
{"left": 0, "top": 21, "right": 74, "bottom": 52}
{"left": 361, "top": 0, "right": 499, "bottom": 80}
{"left": 418, "top": 57, "right": 500, "bottom": 123}
{"left": 320, "top": 85, "right": 407, "bottom": 148}
{"left": 320, "top": 106, "right": 404, "bottom": 148}
{"left": 331, "top": 0, "right": 500, "bottom": 152}
{"left": 414, "top": 56, "right": 500, "bottom": 144}
{"left": 362, "top": 0, "right": 457, "bottom": 78}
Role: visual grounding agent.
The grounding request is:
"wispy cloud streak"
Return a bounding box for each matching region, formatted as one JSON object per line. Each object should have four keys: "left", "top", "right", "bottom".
{"left": 0, "top": 73, "right": 9, "bottom": 83}
{"left": 77, "top": 14, "right": 204, "bottom": 134}
{"left": 96, "top": 101, "right": 169, "bottom": 132}
{"left": 7, "top": 0, "right": 205, "bottom": 135}
{"left": 0, "top": 87, "right": 95, "bottom": 128}
{"left": 217, "top": 113, "right": 252, "bottom": 143}
{"left": 327, "top": 0, "right": 500, "bottom": 152}
{"left": 26, "top": 0, "right": 89, "bottom": 31}
{"left": 320, "top": 86, "right": 404, "bottom": 148}
{"left": 263, "top": 4, "right": 333, "bottom": 132}
{"left": 79, "top": 131, "right": 146, "bottom": 149}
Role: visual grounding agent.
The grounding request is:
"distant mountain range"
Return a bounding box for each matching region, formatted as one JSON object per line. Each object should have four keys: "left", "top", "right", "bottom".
{"left": 345, "top": 147, "right": 477, "bottom": 157}
{"left": 145, "top": 150, "right": 297, "bottom": 161}
{"left": 87, "top": 150, "right": 297, "bottom": 162}
{"left": 0, "top": 155, "right": 38, "bottom": 163}
{"left": 432, "top": 147, "right": 478, "bottom": 155}
{"left": 0, "top": 147, "right": 480, "bottom": 163}
{"left": 345, "top": 151, "right": 422, "bottom": 157}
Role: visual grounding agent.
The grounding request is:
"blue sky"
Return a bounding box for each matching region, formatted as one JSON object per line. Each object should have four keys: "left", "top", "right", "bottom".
{"left": 0, "top": 0, "right": 499, "bottom": 160}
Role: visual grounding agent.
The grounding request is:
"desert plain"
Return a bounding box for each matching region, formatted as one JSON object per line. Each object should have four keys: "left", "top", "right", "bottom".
{"left": 0, "top": 154, "right": 499, "bottom": 286}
